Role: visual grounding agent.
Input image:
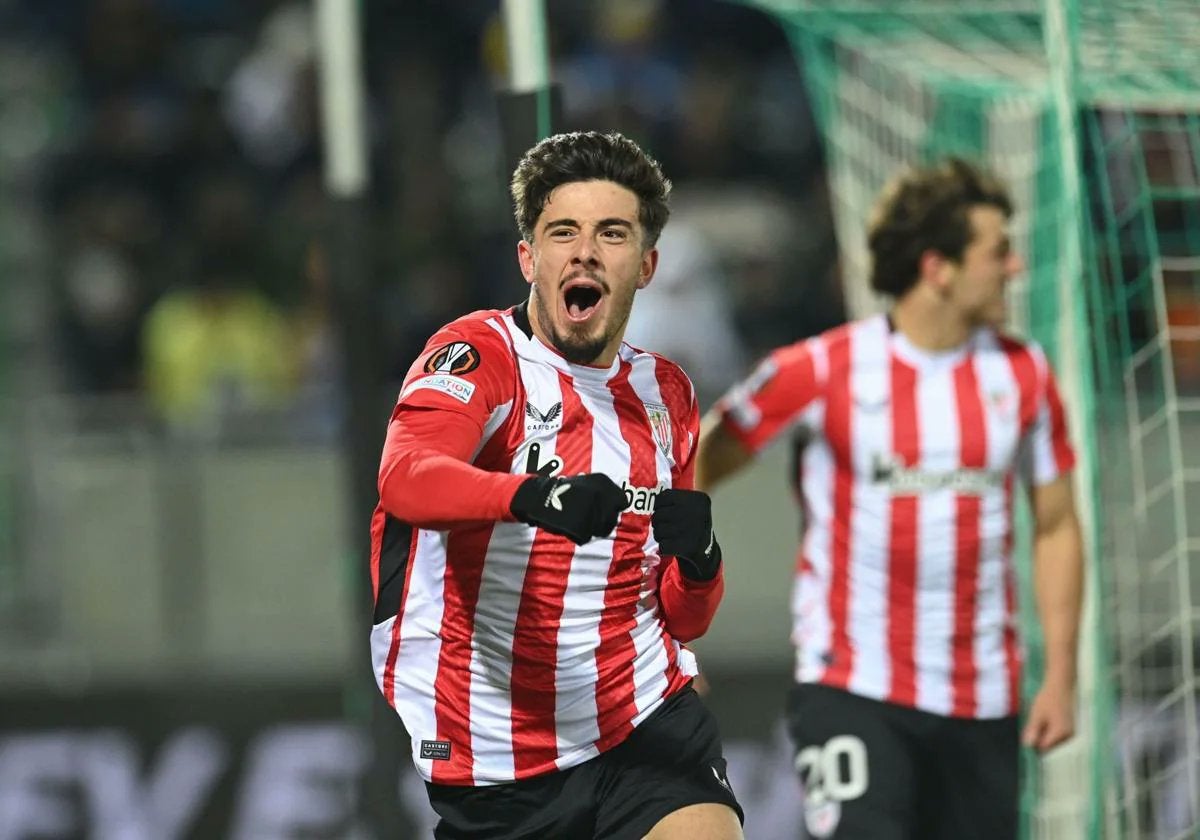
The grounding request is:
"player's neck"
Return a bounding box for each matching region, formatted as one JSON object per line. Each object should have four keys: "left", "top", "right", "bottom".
{"left": 889, "top": 298, "right": 973, "bottom": 352}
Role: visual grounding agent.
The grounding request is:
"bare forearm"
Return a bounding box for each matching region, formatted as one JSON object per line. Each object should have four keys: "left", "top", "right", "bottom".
{"left": 694, "top": 413, "right": 754, "bottom": 492}
{"left": 1033, "top": 520, "right": 1084, "bottom": 689}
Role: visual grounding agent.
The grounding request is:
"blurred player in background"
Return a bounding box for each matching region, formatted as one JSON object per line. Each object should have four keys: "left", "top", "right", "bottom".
{"left": 696, "top": 158, "right": 1084, "bottom": 839}
{"left": 369, "top": 131, "right": 744, "bottom": 840}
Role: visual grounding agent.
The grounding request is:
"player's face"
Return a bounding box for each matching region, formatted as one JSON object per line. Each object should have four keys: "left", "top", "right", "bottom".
{"left": 949, "top": 205, "right": 1024, "bottom": 330}
{"left": 518, "top": 179, "right": 657, "bottom": 366}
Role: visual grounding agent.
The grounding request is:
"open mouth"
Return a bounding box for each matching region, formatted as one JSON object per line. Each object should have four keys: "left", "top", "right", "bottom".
{"left": 562, "top": 279, "right": 604, "bottom": 323}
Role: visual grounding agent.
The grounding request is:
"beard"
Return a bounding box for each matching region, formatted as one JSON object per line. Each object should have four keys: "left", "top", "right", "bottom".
{"left": 532, "top": 277, "right": 636, "bottom": 365}
{"left": 541, "top": 313, "right": 609, "bottom": 363}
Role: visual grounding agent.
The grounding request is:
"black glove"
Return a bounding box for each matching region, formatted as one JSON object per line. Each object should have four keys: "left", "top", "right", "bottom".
{"left": 651, "top": 488, "right": 722, "bottom": 582}
{"left": 511, "top": 473, "right": 628, "bottom": 545}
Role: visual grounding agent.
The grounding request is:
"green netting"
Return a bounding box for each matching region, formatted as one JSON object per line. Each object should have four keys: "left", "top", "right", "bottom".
{"left": 735, "top": 0, "right": 1200, "bottom": 837}
{"left": 1084, "top": 108, "right": 1200, "bottom": 839}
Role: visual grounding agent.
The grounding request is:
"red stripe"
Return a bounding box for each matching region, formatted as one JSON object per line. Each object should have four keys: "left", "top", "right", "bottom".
{"left": 430, "top": 524, "right": 494, "bottom": 783}
{"left": 380, "top": 514, "right": 419, "bottom": 706}
{"left": 592, "top": 362, "right": 654, "bottom": 752}
{"left": 1003, "top": 475, "right": 1021, "bottom": 714}
{"left": 369, "top": 505, "right": 383, "bottom": 599}
{"left": 886, "top": 358, "right": 920, "bottom": 707}
{"left": 1000, "top": 339, "right": 1038, "bottom": 714}
{"left": 821, "top": 331, "right": 854, "bottom": 688}
{"left": 1044, "top": 374, "right": 1075, "bottom": 471}
{"left": 999, "top": 337, "right": 1039, "bottom": 432}
{"left": 508, "top": 372, "right": 593, "bottom": 777}
{"left": 951, "top": 360, "right": 986, "bottom": 717}
{"left": 795, "top": 450, "right": 812, "bottom": 575}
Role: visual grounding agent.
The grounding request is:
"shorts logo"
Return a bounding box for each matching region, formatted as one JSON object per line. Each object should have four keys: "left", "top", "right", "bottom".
{"left": 805, "top": 800, "right": 842, "bottom": 838}
{"left": 420, "top": 740, "right": 452, "bottom": 761}
{"left": 711, "top": 761, "right": 733, "bottom": 793}
{"left": 403, "top": 374, "right": 476, "bottom": 405}
{"left": 424, "top": 342, "right": 480, "bottom": 375}
{"left": 643, "top": 402, "right": 673, "bottom": 460}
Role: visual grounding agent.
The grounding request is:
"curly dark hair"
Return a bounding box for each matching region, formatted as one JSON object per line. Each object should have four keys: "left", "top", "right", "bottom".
{"left": 867, "top": 158, "right": 1013, "bottom": 298}
{"left": 510, "top": 131, "right": 671, "bottom": 248}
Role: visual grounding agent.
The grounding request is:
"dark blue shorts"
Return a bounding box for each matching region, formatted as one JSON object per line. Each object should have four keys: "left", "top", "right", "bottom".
{"left": 787, "top": 682, "right": 1019, "bottom": 840}
{"left": 425, "top": 685, "right": 744, "bottom": 840}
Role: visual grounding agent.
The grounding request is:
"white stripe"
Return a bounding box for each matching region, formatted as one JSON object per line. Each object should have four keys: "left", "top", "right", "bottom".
{"left": 486, "top": 314, "right": 513, "bottom": 349}
{"left": 793, "top": 336, "right": 831, "bottom": 684}
{"left": 913, "top": 363, "right": 959, "bottom": 716}
{"left": 846, "top": 320, "right": 892, "bottom": 701}
{"left": 469, "top": 401, "right": 513, "bottom": 462}
{"left": 376, "top": 529, "right": 447, "bottom": 781}
{"left": 796, "top": 439, "right": 834, "bottom": 684}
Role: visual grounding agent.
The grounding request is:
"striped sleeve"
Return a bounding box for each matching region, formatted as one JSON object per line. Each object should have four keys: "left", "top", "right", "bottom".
{"left": 1020, "top": 345, "right": 1077, "bottom": 485}
{"left": 715, "top": 338, "right": 825, "bottom": 454}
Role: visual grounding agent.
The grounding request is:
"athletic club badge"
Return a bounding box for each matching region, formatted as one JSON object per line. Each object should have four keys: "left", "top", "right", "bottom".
{"left": 644, "top": 402, "right": 673, "bottom": 461}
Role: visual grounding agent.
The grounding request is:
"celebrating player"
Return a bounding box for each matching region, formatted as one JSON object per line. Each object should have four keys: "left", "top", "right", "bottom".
{"left": 370, "top": 131, "right": 744, "bottom": 840}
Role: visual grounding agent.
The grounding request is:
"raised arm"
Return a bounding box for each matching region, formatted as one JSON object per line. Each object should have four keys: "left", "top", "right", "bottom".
{"left": 378, "top": 406, "right": 526, "bottom": 530}
{"left": 378, "top": 323, "right": 626, "bottom": 541}
{"left": 696, "top": 338, "right": 825, "bottom": 493}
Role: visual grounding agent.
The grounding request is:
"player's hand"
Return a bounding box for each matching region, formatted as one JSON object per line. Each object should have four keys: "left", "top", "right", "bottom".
{"left": 1021, "top": 680, "right": 1075, "bottom": 753}
{"left": 510, "top": 473, "right": 628, "bottom": 545}
{"left": 651, "top": 488, "right": 722, "bottom": 581}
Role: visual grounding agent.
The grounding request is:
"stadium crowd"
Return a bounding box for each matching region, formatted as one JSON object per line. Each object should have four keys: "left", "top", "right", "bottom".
{"left": 3, "top": 0, "right": 844, "bottom": 434}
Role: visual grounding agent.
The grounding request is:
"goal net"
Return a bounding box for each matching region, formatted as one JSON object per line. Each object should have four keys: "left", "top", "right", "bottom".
{"left": 735, "top": 1, "right": 1200, "bottom": 836}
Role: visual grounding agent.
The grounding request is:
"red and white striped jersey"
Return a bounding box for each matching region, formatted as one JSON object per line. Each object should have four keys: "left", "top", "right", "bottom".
{"left": 717, "top": 315, "right": 1075, "bottom": 719}
{"left": 370, "top": 306, "right": 704, "bottom": 785}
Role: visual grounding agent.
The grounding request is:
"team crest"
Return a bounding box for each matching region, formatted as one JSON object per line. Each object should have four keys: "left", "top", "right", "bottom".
{"left": 987, "top": 390, "right": 1016, "bottom": 418}
{"left": 644, "top": 402, "right": 673, "bottom": 460}
{"left": 804, "top": 799, "right": 841, "bottom": 838}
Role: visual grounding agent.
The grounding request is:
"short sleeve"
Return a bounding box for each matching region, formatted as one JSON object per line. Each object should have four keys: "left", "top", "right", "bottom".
{"left": 1019, "top": 356, "right": 1077, "bottom": 486}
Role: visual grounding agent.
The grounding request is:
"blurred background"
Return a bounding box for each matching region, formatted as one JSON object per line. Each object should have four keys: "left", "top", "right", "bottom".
{"left": 0, "top": 1, "right": 838, "bottom": 837}
{"left": 0, "top": 0, "right": 1197, "bottom": 838}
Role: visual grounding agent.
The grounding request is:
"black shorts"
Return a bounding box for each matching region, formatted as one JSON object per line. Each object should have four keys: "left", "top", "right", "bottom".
{"left": 786, "top": 682, "right": 1019, "bottom": 840}
{"left": 425, "top": 685, "right": 743, "bottom": 840}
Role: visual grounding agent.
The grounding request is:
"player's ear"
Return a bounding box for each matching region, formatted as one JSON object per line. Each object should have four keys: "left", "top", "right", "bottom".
{"left": 517, "top": 238, "right": 535, "bottom": 284}
{"left": 637, "top": 247, "right": 658, "bottom": 290}
{"left": 919, "top": 248, "right": 953, "bottom": 292}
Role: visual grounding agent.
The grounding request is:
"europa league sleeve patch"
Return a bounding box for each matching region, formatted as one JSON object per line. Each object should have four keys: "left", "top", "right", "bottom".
{"left": 424, "top": 341, "right": 481, "bottom": 376}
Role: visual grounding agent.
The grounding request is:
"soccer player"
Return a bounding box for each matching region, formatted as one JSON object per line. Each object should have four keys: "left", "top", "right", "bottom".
{"left": 369, "top": 131, "right": 745, "bottom": 840}
{"left": 696, "top": 158, "right": 1084, "bottom": 839}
